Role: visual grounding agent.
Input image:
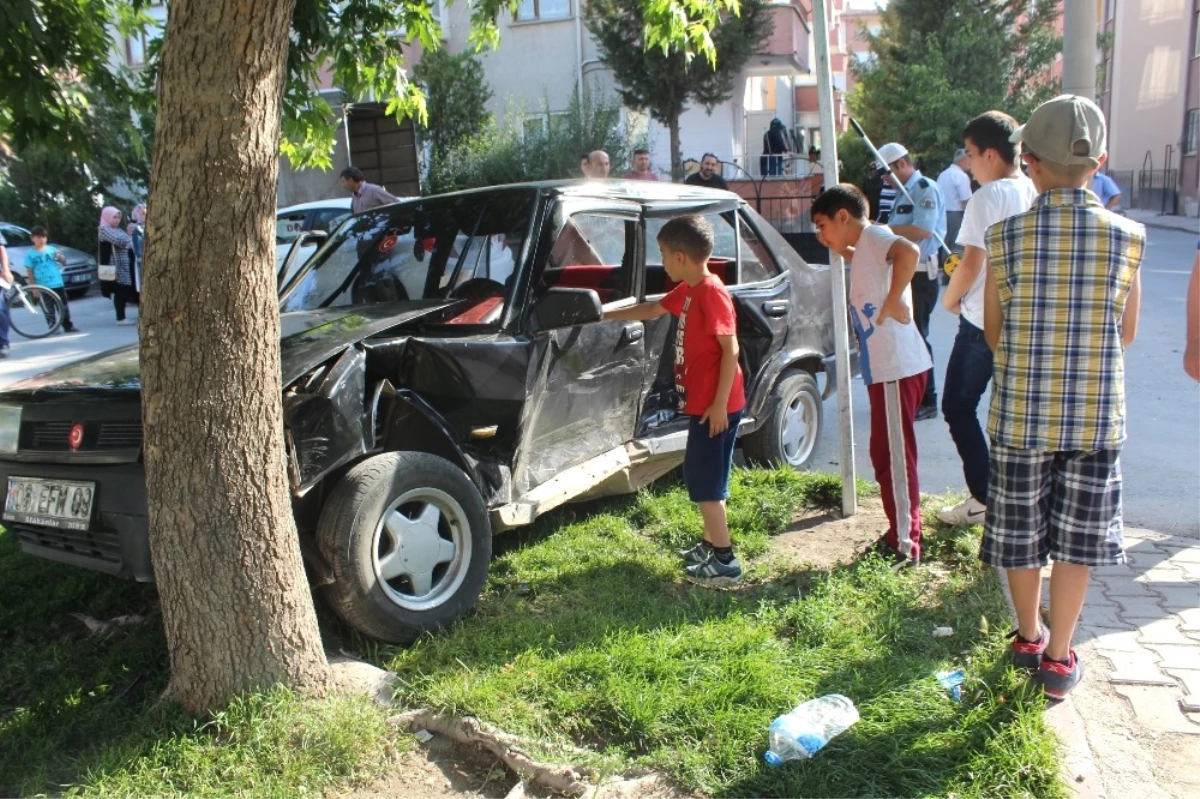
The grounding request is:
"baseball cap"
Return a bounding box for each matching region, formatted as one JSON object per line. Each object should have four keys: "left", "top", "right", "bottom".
{"left": 1010, "top": 94, "right": 1106, "bottom": 167}
{"left": 877, "top": 142, "right": 908, "bottom": 165}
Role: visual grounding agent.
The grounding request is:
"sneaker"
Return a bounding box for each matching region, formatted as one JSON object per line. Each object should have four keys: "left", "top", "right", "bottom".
{"left": 685, "top": 553, "right": 742, "bottom": 586}
{"left": 938, "top": 496, "right": 986, "bottom": 526}
{"left": 679, "top": 540, "right": 714, "bottom": 566}
{"left": 871, "top": 534, "right": 920, "bottom": 569}
{"left": 1036, "top": 650, "right": 1084, "bottom": 700}
{"left": 1008, "top": 628, "right": 1048, "bottom": 670}
{"left": 116, "top": 319, "right": 135, "bottom": 326}
{"left": 0, "top": 346, "right": 8, "bottom": 359}
{"left": 915, "top": 403, "right": 939, "bottom": 421}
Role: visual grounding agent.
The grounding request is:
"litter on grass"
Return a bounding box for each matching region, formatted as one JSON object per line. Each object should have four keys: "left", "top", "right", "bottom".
{"left": 936, "top": 670, "right": 965, "bottom": 702}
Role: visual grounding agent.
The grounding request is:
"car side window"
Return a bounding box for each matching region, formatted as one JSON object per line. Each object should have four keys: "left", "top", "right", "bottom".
{"left": 311, "top": 208, "right": 350, "bottom": 233}
{"left": 276, "top": 211, "right": 308, "bottom": 245}
{"left": 738, "top": 214, "right": 783, "bottom": 283}
{"left": 644, "top": 212, "right": 738, "bottom": 295}
{"left": 541, "top": 214, "right": 631, "bottom": 307}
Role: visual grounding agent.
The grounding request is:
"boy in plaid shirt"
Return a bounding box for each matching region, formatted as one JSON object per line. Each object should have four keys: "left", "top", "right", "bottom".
{"left": 982, "top": 95, "right": 1144, "bottom": 699}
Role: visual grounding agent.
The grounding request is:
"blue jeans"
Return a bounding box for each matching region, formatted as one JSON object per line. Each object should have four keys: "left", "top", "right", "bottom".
{"left": 0, "top": 289, "right": 10, "bottom": 348}
{"left": 942, "top": 316, "right": 992, "bottom": 503}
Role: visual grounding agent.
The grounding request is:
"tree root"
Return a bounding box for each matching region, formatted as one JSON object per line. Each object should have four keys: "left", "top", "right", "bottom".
{"left": 391, "top": 710, "right": 681, "bottom": 798}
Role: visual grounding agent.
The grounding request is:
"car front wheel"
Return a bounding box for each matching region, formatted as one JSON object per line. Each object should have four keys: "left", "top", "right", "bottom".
{"left": 317, "top": 451, "right": 491, "bottom": 643}
{"left": 742, "top": 370, "right": 822, "bottom": 470}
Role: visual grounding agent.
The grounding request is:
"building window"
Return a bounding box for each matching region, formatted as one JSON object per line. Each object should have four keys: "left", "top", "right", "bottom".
{"left": 125, "top": 31, "right": 149, "bottom": 66}
{"left": 1186, "top": 109, "right": 1200, "bottom": 156}
{"left": 515, "top": 0, "right": 570, "bottom": 21}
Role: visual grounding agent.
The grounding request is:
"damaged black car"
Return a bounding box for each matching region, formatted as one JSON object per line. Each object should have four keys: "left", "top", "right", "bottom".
{"left": 0, "top": 181, "right": 844, "bottom": 643}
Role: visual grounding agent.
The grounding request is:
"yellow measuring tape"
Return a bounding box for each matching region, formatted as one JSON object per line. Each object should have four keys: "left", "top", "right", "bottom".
{"left": 943, "top": 252, "right": 962, "bottom": 276}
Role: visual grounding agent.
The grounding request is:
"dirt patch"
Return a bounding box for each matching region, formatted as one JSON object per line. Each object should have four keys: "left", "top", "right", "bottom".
{"left": 769, "top": 496, "right": 890, "bottom": 569}
{"left": 331, "top": 735, "right": 515, "bottom": 799}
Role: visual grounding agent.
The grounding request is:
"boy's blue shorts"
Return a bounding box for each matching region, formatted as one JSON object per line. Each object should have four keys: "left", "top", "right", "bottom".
{"left": 683, "top": 410, "right": 744, "bottom": 503}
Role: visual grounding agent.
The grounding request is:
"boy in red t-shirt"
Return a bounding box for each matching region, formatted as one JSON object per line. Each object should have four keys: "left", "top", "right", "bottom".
{"left": 604, "top": 215, "right": 746, "bottom": 585}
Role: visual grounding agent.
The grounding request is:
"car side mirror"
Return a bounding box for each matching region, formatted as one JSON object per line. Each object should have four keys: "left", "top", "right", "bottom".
{"left": 531, "top": 287, "right": 603, "bottom": 330}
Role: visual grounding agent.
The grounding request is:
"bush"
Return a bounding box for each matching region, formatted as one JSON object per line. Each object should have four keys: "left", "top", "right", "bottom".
{"left": 425, "top": 89, "right": 640, "bottom": 194}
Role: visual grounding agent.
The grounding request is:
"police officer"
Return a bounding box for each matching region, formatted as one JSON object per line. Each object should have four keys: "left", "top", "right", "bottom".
{"left": 878, "top": 141, "right": 946, "bottom": 421}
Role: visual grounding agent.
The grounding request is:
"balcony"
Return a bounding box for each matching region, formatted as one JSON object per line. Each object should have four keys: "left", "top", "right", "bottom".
{"left": 748, "top": 2, "right": 810, "bottom": 75}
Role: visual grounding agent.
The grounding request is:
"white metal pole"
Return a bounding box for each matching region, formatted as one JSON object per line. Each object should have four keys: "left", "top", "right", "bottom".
{"left": 1063, "top": 0, "right": 1097, "bottom": 100}
{"left": 811, "top": 0, "right": 856, "bottom": 517}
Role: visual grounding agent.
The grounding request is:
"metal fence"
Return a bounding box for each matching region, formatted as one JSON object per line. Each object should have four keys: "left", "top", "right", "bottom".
{"left": 755, "top": 194, "right": 819, "bottom": 235}
{"left": 1134, "top": 168, "right": 1179, "bottom": 214}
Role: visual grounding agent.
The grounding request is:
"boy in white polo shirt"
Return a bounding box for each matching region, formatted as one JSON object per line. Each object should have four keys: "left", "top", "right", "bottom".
{"left": 937, "top": 111, "right": 1038, "bottom": 525}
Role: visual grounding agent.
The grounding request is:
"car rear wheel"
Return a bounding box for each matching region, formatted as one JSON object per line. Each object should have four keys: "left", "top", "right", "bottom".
{"left": 317, "top": 451, "right": 491, "bottom": 643}
{"left": 742, "top": 370, "right": 822, "bottom": 470}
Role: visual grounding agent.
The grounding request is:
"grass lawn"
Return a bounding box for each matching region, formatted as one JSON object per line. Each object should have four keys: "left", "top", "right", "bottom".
{"left": 0, "top": 468, "right": 1066, "bottom": 798}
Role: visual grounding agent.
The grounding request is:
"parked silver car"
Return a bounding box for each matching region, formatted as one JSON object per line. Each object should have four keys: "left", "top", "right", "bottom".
{"left": 0, "top": 223, "right": 99, "bottom": 297}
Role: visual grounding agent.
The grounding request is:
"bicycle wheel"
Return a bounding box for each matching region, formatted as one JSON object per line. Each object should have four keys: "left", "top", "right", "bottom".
{"left": 8, "top": 285, "right": 65, "bottom": 339}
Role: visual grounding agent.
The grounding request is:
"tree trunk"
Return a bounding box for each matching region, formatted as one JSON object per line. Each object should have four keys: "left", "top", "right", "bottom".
{"left": 141, "top": 0, "right": 328, "bottom": 714}
{"left": 668, "top": 115, "right": 682, "bottom": 180}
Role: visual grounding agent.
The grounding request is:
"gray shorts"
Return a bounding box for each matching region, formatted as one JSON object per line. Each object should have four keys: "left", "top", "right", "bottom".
{"left": 980, "top": 444, "right": 1125, "bottom": 569}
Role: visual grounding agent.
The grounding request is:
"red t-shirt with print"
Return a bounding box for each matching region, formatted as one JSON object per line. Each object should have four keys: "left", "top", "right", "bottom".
{"left": 659, "top": 275, "right": 746, "bottom": 416}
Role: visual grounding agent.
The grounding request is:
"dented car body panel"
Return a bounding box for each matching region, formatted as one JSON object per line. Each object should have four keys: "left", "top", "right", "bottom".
{"left": 0, "top": 180, "right": 844, "bottom": 587}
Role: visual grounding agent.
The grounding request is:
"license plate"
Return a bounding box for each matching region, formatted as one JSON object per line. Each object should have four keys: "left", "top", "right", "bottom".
{"left": 67, "top": 275, "right": 88, "bottom": 283}
{"left": 4, "top": 477, "right": 96, "bottom": 531}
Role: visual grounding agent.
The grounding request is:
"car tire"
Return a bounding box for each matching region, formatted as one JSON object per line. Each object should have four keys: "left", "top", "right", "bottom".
{"left": 316, "top": 451, "right": 491, "bottom": 644}
{"left": 742, "top": 370, "right": 822, "bottom": 470}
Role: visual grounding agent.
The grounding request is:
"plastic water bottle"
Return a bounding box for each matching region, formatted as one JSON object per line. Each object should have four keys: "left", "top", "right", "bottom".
{"left": 763, "top": 694, "right": 860, "bottom": 766}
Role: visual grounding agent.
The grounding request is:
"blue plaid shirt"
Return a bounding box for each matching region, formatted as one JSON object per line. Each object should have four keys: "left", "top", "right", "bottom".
{"left": 985, "top": 189, "right": 1144, "bottom": 451}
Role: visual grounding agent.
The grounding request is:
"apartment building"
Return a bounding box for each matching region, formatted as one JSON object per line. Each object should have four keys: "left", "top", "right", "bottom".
{"left": 1099, "top": 0, "right": 1200, "bottom": 216}
{"left": 439, "top": 0, "right": 818, "bottom": 178}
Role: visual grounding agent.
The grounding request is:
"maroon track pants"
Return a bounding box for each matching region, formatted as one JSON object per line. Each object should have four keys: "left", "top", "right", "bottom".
{"left": 867, "top": 372, "right": 927, "bottom": 560}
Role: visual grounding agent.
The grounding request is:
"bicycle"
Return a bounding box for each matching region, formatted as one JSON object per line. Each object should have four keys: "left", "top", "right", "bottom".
{"left": 3, "top": 279, "right": 65, "bottom": 339}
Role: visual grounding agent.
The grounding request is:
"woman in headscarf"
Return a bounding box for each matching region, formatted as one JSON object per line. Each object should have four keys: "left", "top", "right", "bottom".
{"left": 98, "top": 206, "right": 138, "bottom": 325}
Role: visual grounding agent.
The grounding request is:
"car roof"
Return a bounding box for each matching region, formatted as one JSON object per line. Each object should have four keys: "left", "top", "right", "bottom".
{"left": 276, "top": 198, "right": 354, "bottom": 215}
{"left": 429, "top": 179, "right": 742, "bottom": 205}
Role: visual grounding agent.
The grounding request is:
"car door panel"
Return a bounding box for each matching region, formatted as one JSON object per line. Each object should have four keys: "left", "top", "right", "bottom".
{"left": 513, "top": 200, "right": 644, "bottom": 496}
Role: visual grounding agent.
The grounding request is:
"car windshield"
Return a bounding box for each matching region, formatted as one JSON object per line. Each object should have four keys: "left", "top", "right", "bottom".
{"left": 280, "top": 191, "right": 536, "bottom": 315}
{"left": 0, "top": 225, "right": 32, "bottom": 247}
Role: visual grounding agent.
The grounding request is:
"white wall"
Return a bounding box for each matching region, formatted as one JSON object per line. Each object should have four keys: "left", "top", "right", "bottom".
{"left": 1107, "top": 0, "right": 1190, "bottom": 172}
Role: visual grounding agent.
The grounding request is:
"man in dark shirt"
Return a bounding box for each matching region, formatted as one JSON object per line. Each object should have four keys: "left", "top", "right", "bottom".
{"left": 684, "top": 154, "right": 729, "bottom": 190}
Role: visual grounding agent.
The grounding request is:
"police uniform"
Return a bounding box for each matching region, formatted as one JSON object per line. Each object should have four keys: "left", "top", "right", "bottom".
{"left": 887, "top": 169, "right": 946, "bottom": 411}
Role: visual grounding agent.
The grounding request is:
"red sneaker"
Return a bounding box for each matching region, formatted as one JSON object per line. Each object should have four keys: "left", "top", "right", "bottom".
{"left": 1036, "top": 651, "right": 1084, "bottom": 701}
{"left": 1008, "top": 628, "right": 1048, "bottom": 670}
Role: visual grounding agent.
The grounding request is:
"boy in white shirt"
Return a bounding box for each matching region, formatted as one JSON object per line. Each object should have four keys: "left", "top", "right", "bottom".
{"left": 812, "top": 185, "right": 931, "bottom": 567}
{"left": 938, "top": 111, "right": 1039, "bottom": 525}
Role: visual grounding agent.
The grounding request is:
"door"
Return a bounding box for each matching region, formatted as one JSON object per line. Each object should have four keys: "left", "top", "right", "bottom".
{"left": 513, "top": 201, "right": 647, "bottom": 495}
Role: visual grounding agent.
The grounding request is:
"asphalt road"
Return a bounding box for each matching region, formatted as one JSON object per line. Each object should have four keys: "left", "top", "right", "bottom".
{"left": 810, "top": 224, "right": 1200, "bottom": 536}
{"left": 1, "top": 225, "right": 1196, "bottom": 534}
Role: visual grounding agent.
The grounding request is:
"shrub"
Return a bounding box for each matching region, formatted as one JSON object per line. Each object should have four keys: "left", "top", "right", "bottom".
{"left": 426, "top": 89, "right": 641, "bottom": 194}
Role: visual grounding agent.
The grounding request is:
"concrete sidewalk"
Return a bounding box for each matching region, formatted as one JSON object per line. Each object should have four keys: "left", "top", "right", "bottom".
{"left": 1044, "top": 527, "right": 1200, "bottom": 799}
{"left": 1124, "top": 209, "right": 1197, "bottom": 235}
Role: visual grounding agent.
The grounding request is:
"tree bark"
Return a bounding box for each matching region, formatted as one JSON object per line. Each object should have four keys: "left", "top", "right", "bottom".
{"left": 141, "top": 0, "right": 328, "bottom": 713}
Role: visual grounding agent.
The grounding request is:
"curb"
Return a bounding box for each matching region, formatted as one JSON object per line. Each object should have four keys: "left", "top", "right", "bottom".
{"left": 1046, "top": 693, "right": 1108, "bottom": 799}
{"left": 1123, "top": 214, "right": 1197, "bottom": 235}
